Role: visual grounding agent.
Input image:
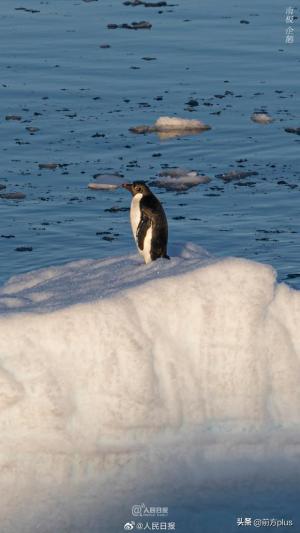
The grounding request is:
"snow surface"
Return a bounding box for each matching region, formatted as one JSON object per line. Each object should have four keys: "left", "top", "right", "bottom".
{"left": 0, "top": 243, "right": 300, "bottom": 533}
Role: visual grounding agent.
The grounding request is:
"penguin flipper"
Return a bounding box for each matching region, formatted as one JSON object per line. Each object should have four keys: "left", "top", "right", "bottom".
{"left": 140, "top": 200, "right": 168, "bottom": 260}
{"left": 136, "top": 215, "right": 151, "bottom": 250}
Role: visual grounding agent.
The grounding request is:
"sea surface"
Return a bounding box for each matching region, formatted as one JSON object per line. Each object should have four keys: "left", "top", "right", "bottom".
{"left": 0, "top": 0, "right": 299, "bottom": 287}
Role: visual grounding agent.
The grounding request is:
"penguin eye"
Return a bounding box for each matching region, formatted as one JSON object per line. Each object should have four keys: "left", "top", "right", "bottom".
{"left": 135, "top": 186, "right": 142, "bottom": 192}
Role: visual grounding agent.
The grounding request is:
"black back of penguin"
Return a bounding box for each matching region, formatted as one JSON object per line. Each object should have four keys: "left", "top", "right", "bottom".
{"left": 138, "top": 189, "right": 169, "bottom": 261}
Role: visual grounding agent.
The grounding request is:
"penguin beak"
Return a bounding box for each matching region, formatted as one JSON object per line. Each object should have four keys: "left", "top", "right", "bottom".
{"left": 122, "top": 183, "right": 133, "bottom": 193}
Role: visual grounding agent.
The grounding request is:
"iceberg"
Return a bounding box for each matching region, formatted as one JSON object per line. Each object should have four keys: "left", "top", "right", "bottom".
{"left": 0, "top": 244, "right": 299, "bottom": 532}
{"left": 129, "top": 116, "right": 211, "bottom": 139}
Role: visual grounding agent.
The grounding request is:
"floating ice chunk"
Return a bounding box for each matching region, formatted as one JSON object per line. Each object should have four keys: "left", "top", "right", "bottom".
{"left": 159, "top": 167, "right": 190, "bottom": 177}
{"left": 129, "top": 116, "right": 211, "bottom": 138}
{"left": 155, "top": 168, "right": 211, "bottom": 190}
{"left": 0, "top": 192, "right": 26, "bottom": 200}
{"left": 88, "top": 173, "right": 124, "bottom": 190}
{"left": 38, "top": 163, "right": 61, "bottom": 170}
{"left": 88, "top": 183, "right": 119, "bottom": 190}
{"left": 251, "top": 113, "right": 274, "bottom": 124}
{"left": 154, "top": 116, "right": 211, "bottom": 131}
{"left": 124, "top": 0, "right": 168, "bottom": 6}
{"left": 284, "top": 127, "right": 300, "bottom": 135}
{"left": 129, "top": 124, "right": 153, "bottom": 134}
{"left": 216, "top": 170, "right": 258, "bottom": 182}
{"left": 107, "top": 20, "right": 152, "bottom": 30}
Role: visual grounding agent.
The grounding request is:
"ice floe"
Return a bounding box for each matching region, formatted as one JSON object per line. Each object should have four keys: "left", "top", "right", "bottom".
{"left": 251, "top": 112, "right": 274, "bottom": 124}
{"left": 0, "top": 245, "right": 299, "bottom": 532}
{"left": 153, "top": 168, "right": 211, "bottom": 191}
{"left": 130, "top": 116, "right": 211, "bottom": 138}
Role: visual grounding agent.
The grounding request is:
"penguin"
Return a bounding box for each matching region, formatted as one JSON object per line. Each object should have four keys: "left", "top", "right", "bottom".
{"left": 122, "top": 181, "right": 170, "bottom": 264}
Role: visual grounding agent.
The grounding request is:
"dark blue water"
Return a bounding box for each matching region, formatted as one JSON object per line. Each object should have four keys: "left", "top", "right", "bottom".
{"left": 0, "top": 0, "right": 299, "bottom": 287}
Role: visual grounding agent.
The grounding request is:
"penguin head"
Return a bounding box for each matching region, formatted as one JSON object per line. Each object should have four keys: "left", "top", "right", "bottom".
{"left": 122, "top": 181, "right": 151, "bottom": 197}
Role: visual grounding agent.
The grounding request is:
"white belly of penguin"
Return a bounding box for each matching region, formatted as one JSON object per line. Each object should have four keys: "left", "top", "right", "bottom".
{"left": 130, "top": 193, "right": 153, "bottom": 263}
{"left": 142, "top": 226, "right": 153, "bottom": 264}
